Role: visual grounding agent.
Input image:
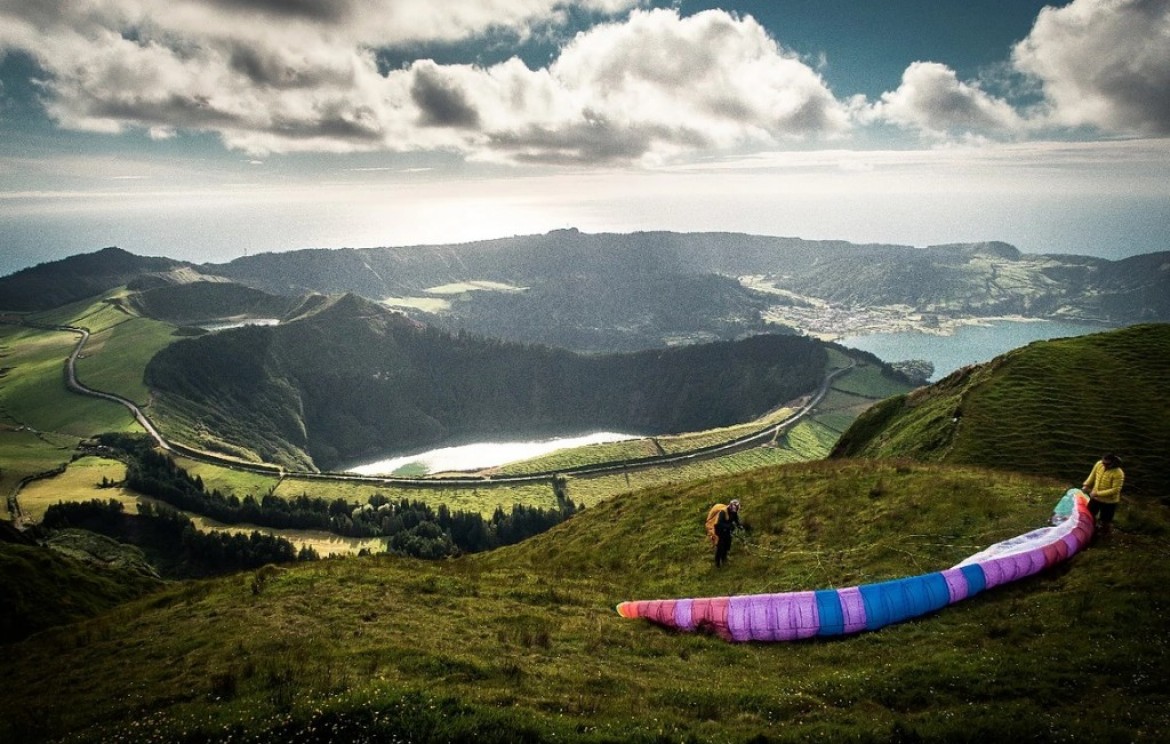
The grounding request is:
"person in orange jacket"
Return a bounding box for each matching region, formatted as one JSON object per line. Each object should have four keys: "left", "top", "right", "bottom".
{"left": 1083, "top": 453, "right": 1124, "bottom": 536}
{"left": 706, "top": 499, "right": 741, "bottom": 567}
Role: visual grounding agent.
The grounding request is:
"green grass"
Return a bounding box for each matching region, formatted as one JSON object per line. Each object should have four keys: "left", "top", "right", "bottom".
{"left": 15, "top": 456, "right": 134, "bottom": 523}
{"left": 492, "top": 437, "right": 664, "bottom": 475}
{"left": 835, "top": 324, "right": 1170, "bottom": 499}
{"left": 0, "top": 539, "right": 163, "bottom": 645}
{"left": 275, "top": 475, "right": 562, "bottom": 517}
{"left": 0, "top": 313, "right": 144, "bottom": 511}
{"left": 0, "top": 323, "right": 137, "bottom": 438}
{"left": 828, "top": 360, "right": 914, "bottom": 400}
{"left": 0, "top": 430, "right": 79, "bottom": 519}
{"left": 175, "top": 457, "right": 282, "bottom": 501}
{"left": 3, "top": 460, "right": 1167, "bottom": 743}
{"left": 16, "top": 455, "right": 386, "bottom": 557}
{"left": 73, "top": 314, "right": 177, "bottom": 406}
{"left": 2, "top": 325, "right": 1167, "bottom": 742}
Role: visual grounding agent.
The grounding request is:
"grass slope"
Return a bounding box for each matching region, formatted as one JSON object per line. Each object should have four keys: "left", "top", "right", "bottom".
{"left": 0, "top": 538, "right": 163, "bottom": 645}
{"left": 832, "top": 323, "right": 1170, "bottom": 498}
{"left": 2, "top": 460, "right": 1167, "bottom": 743}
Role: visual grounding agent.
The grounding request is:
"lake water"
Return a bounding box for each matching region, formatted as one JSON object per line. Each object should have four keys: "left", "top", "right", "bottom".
{"left": 197, "top": 318, "right": 280, "bottom": 332}
{"left": 347, "top": 432, "right": 638, "bottom": 476}
{"left": 838, "top": 319, "right": 1114, "bottom": 381}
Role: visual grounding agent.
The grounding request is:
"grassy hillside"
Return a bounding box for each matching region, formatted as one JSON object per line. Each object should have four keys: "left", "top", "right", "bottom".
{"left": 1, "top": 460, "right": 1167, "bottom": 743}
{"left": 1, "top": 294, "right": 178, "bottom": 508}
{"left": 832, "top": 323, "right": 1170, "bottom": 499}
{"left": 0, "top": 537, "right": 163, "bottom": 645}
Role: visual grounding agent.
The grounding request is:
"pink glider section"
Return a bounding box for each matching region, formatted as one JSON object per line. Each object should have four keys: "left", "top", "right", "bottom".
{"left": 616, "top": 489, "right": 1094, "bottom": 642}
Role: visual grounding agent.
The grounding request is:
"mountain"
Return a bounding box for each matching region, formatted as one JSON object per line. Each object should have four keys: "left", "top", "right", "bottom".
{"left": 145, "top": 293, "right": 831, "bottom": 470}
{"left": 197, "top": 231, "right": 1170, "bottom": 348}
{"left": 0, "top": 246, "right": 194, "bottom": 311}
{"left": 831, "top": 323, "right": 1170, "bottom": 499}
{"left": 4, "top": 233, "right": 1166, "bottom": 351}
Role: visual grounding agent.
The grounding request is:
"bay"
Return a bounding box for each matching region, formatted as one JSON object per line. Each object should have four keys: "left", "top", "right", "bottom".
{"left": 839, "top": 319, "right": 1115, "bottom": 382}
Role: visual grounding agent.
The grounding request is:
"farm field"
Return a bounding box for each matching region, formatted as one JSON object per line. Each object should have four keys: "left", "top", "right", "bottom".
{"left": 18, "top": 456, "right": 386, "bottom": 556}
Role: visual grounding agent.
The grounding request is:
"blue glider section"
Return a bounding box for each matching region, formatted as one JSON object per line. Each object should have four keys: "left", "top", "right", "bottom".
{"left": 617, "top": 489, "right": 1094, "bottom": 642}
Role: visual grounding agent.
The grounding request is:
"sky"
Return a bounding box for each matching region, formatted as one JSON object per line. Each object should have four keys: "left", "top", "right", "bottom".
{"left": 1, "top": 0, "right": 1168, "bottom": 276}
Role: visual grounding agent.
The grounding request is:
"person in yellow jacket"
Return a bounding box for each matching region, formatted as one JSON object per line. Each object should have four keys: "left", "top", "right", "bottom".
{"left": 1083, "top": 453, "right": 1124, "bottom": 536}
{"left": 706, "top": 499, "right": 741, "bottom": 567}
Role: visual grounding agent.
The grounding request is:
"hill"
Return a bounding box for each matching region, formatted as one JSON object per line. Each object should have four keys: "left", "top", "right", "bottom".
{"left": 0, "top": 532, "right": 163, "bottom": 645}
{"left": 0, "top": 246, "right": 193, "bottom": 312}
{"left": 831, "top": 323, "right": 1170, "bottom": 499}
{"left": 145, "top": 293, "right": 832, "bottom": 470}
{"left": 123, "top": 281, "right": 307, "bottom": 326}
{"left": 0, "top": 457, "right": 1166, "bottom": 742}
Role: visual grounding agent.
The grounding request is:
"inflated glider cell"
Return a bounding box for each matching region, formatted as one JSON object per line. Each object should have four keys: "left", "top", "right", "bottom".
{"left": 616, "top": 489, "right": 1094, "bottom": 642}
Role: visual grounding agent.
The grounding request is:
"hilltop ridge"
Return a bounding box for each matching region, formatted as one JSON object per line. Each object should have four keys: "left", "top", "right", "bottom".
{"left": 831, "top": 323, "right": 1170, "bottom": 498}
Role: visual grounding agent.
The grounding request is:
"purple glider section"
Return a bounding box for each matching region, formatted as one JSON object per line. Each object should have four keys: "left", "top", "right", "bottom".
{"left": 616, "top": 489, "right": 1095, "bottom": 642}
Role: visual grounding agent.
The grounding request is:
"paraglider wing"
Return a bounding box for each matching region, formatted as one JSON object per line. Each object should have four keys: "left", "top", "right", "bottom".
{"left": 616, "top": 489, "right": 1094, "bottom": 642}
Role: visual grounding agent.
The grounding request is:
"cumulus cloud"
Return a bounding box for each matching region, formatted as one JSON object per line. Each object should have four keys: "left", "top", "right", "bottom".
{"left": 867, "top": 0, "right": 1170, "bottom": 141}
{"left": 1012, "top": 0, "right": 1170, "bottom": 135}
{"left": 12, "top": 0, "right": 1166, "bottom": 161}
{"left": 869, "top": 61, "right": 1023, "bottom": 137}
{"left": 0, "top": 2, "right": 849, "bottom": 163}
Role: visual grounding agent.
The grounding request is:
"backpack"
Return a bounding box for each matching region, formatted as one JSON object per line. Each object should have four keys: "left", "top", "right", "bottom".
{"left": 706, "top": 504, "right": 728, "bottom": 545}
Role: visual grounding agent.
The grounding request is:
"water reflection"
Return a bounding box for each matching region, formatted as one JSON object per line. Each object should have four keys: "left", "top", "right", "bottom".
{"left": 197, "top": 319, "right": 280, "bottom": 332}
{"left": 348, "top": 432, "right": 637, "bottom": 476}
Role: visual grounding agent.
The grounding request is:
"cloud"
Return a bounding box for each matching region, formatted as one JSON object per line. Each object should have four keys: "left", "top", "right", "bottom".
{"left": 452, "top": 9, "right": 853, "bottom": 163}
{"left": 547, "top": 10, "right": 850, "bottom": 142}
{"left": 8, "top": 0, "right": 1167, "bottom": 163}
{"left": 867, "top": 0, "right": 1170, "bottom": 141}
{"left": 868, "top": 61, "right": 1023, "bottom": 137}
{"left": 1011, "top": 0, "right": 1170, "bottom": 135}
{"left": 0, "top": 2, "right": 849, "bottom": 163}
{"left": 410, "top": 62, "right": 482, "bottom": 129}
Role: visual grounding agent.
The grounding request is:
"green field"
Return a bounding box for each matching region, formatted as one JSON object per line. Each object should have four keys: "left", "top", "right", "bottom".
{"left": 4, "top": 311, "right": 1168, "bottom": 742}
{"left": 0, "top": 304, "right": 159, "bottom": 515}
{"left": 74, "top": 314, "right": 177, "bottom": 406}
{"left": 17, "top": 456, "right": 386, "bottom": 557}
{"left": 0, "top": 324, "right": 136, "bottom": 437}
{"left": 16, "top": 456, "right": 134, "bottom": 523}
{"left": 0, "top": 429, "right": 79, "bottom": 520}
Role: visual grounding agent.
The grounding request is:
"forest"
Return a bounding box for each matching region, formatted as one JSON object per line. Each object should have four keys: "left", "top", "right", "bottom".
{"left": 90, "top": 434, "right": 579, "bottom": 564}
